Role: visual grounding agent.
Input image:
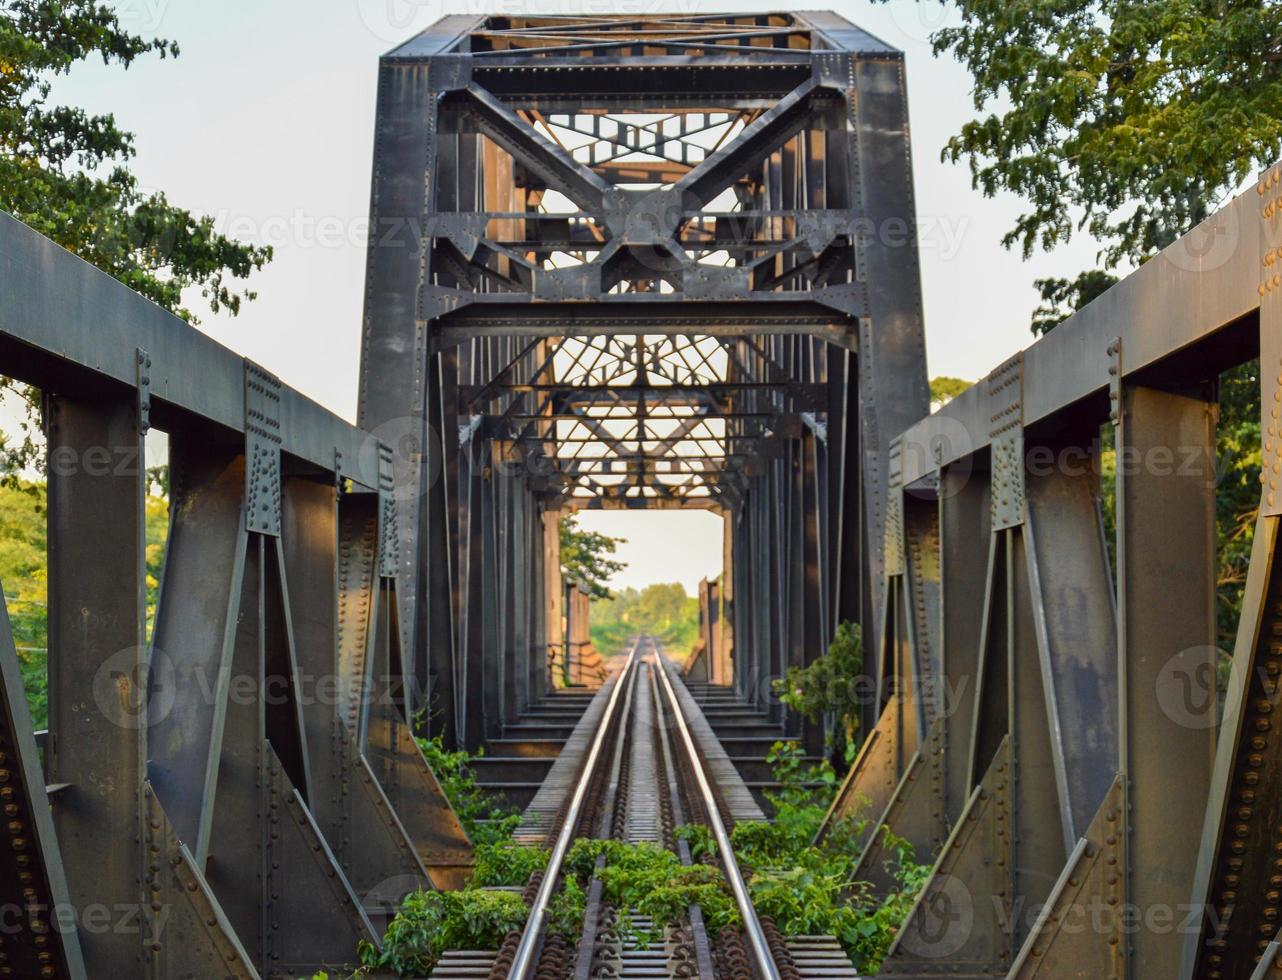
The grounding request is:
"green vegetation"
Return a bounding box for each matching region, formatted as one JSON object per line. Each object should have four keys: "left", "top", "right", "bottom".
{"left": 471, "top": 839, "right": 550, "bottom": 887}
{"left": 357, "top": 889, "right": 529, "bottom": 977}
{"left": 564, "top": 837, "right": 740, "bottom": 942}
{"left": 674, "top": 823, "right": 718, "bottom": 863}
{"left": 731, "top": 742, "right": 930, "bottom": 974}
{"left": 0, "top": 480, "right": 168, "bottom": 728}
{"left": 928, "top": 376, "right": 971, "bottom": 409}
{"left": 589, "top": 582, "right": 700, "bottom": 656}
{"left": 546, "top": 873, "right": 588, "bottom": 939}
{"left": 353, "top": 739, "right": 552, "bottom": 977}
{"left": 774, "top": 622, "right": 864, "bottom": 760}
{"left": 418, "top": 735, "right": 520, "bottom": 845}
{"left": 363, "top": 738, "right": 596, "bottom": 976}
{"left": 0, "top": 0, "right": 270, "bottom": 476}
{"left": 921, "top": 0, "right": 1282, "bottom": 303}
{"left": 559, "top": 514, "right": 627, "bottom": 600}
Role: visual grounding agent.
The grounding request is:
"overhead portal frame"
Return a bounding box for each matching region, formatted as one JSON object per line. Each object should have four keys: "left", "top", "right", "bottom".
{"left": 356, "top": 11, "right": 930, "bottom": 751}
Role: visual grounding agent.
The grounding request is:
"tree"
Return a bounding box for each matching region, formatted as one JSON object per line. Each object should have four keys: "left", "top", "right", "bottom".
{"left": 0, "top": 480, "right": 169, "bottom": 726}
{"left": 929, "top": 376, "right": 971, "bottom": 409}
{"left": 0, "top": 0, "right": 272, "bottom": 473}
{"left": 588, "top": 583, "right": 700, "bottom": 654}
{"left": 558, "top": 514, "right": 626, "bottom": 600}
{"left": 917, "top": 0, "right": 1276, "bottom": 701}
{"left": 774, "top": 621, "right": 864, "bottom": 761}
{"left": 925, "top": 0, "right": 1282, "bottom": 298}
{"left": 1029, "top": 270, "right": 1119, "bottom": 336}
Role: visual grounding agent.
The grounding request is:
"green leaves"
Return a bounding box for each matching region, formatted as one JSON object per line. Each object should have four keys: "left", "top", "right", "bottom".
{"left": 723, "top": 746, "right": 929, "bottom": 975}
{"left": 417, "top": 735, "right": 520, "bottom": 844}
{"left": 1, "top": 2, "right": 270, "bottom": 325}
{"left": 911, "top": 0, "right": 1282, "bottom": 323}
{"left": 773, "top": 622, "right": 864, "bottom": 752}
{"left": 361, "top": 743, "right": 549, "bottom": 976}
{"left": 1030, "top": 269, "right": 1119, "bottom": 336}
{"left": 674, "top": 823, "right": 718, "bottom": 862}
{"left": 471, "top": 840, "right": 551, "bottom": 887}
{"left": 562, "top": 838, "right": 740, "bottom": 941}
{"left": 559, "top": 515, "right": 627, "bottom": 600}
{"left": 360, "top": 890, "right": 529, "bottom": 977}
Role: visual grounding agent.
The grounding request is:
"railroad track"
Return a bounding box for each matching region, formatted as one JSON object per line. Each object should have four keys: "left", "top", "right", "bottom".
{"left": 430, "top": 637, "right": 859, "bottom": 980}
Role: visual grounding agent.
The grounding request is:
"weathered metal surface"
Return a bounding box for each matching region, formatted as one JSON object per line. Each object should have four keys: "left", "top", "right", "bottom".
{"left": 8, "top": 10, "right": 1282, "bottom": 979}
{"left": 881, "top": 738, "right": 1015, "bottom": 976}
{"left": 1007, "top": 776, "right": 1126, "bottom": 979}
{"left": 357, "top": 11, "right": 928, "bottom": 746}
{"left": 0, "top": 593, "right": 86, "bottom": 980}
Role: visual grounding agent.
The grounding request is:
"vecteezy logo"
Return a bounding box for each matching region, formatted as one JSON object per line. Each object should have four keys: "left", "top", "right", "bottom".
{"left": 354, "top": 0, "right": 448, "bottom": 45}
{"left": 92, "top": 646, "right": 177, "bottom": 730}
{"left": 1155, "top": 646, "right": 1220, "bottom": 730}
{"left": 362, "top": 874, "right": 429, "bottom": 917}
{"left": 896, "top": 872, "right": 973, "bottom": 959}
{"left": 887, "top": 0, "right": 950, "bottom": 45}
{"left": 359, "top": 416, "right": 445, "bottom": 504}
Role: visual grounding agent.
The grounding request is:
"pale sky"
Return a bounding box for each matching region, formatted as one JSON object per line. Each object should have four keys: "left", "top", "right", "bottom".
{"left": 40, "top": 0, "right": 1109, "bottom": 593}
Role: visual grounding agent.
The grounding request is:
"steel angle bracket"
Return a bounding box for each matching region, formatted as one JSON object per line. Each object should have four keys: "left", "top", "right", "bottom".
{"left": 850, "top": 717, "right": 948, "bottom": 898}
{"left": 1008, "top": 775, "right": 1126, "bottom": 978}
{"left": 816, "top": 700, "right": 900, "bottom": 848}
{"left": 879, "top": 737, "right": 1016, "bottom": 977}
{"left": 261, "top": 745, "right": 377, "bottom": 975}
{"left": 140, "top": 785, "right": 258, "bottom": 979}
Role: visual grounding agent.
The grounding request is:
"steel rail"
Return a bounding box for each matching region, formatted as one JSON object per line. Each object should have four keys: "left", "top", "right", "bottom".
{"left": 508, "top": 638, "right": 642, "bottom": 980}
{"left": 652, "top": 650, "right": 782, "bottom": 980}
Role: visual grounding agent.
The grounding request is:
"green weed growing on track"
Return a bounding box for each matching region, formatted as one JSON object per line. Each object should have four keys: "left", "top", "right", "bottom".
{"left": 564, "top": 838, "right": 740, "bottom": 943}
{"left": 358, "top": 889, "right": 530, "bottom": 976}
{"left": 417, "top": 735, "right": 521, "bottom": 845}
{"left": 730, "top": 741, "right": 931, "bottom": 975}
{"left": 471, "top": 839, "right": 551, "bottom": 887}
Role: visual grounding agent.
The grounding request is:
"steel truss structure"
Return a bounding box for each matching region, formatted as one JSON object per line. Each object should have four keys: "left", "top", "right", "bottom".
{"left": 357, "top": 11, "right": 928, "bottom": 751}
{"left": 0, "top": 212, "right": 472, "bottom": 978}
{"left": 819, "top": 162, "right": 1282, "bottom": 977}
{"left": 6, "top": 9, "right": 1282, "bottom": 980}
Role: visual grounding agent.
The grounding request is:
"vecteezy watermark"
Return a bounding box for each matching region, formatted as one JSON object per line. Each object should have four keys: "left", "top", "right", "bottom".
{"left": 44, "top": 443, "right": 144, "bottom": 480}
{"left": 353, "top": 0, "right": 705, "bottom": 45}
{"left": 107, "top": 0, "right": 171, "bottom": 33}
{"left": 358, "top": 417, "right": 445, "bottom": 504}
{"left": 1000, "top": 897, "right": 1227, "bottom": 942}
{"left": 897, "top": 873, "right": 973, "bottom": 958}
{"left": 741, "top": 671, "right": 973, "bottom": 723}
{"left": 362, "top": 874, "right": 430, "bottom": 917}
{"left": 885, "top": 0, "right": 951, "bottom": 46}
{"left": 1155, "top": 188, "right": 1244, "bottom": 276}
{"left": 898, "top": 416, "right": 975, "bottom": 501}
{"left": 1154, "top": 646, "right": 1222, "bottom": 731}
{"left": 92, "top": 646, "right": 440, "bottom": 729}
{"left": 0, "top": 901, "right": 169, "bottom": 942}
{"left": 92, "top": 646, "right": 171, "bottom": 732}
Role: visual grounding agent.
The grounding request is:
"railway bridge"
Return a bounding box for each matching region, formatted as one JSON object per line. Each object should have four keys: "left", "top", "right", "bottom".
{"left": 0, "top": 11, "right": 1278, "bottom": 980}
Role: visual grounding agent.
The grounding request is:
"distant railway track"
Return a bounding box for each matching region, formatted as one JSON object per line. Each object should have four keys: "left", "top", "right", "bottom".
{"left": 430, "top": 637, "right": 856, "bottom": 980}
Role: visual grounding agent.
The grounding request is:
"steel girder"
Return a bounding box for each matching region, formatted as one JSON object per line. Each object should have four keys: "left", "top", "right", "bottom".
{"left": 357, "top": 10, "right": 929, "bottom": 753}
{"left": 0, "top": 212, "right": 473, "bottom": 977}
{"left": 819, "top": 163, "right": 1282, "bottom": 978}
